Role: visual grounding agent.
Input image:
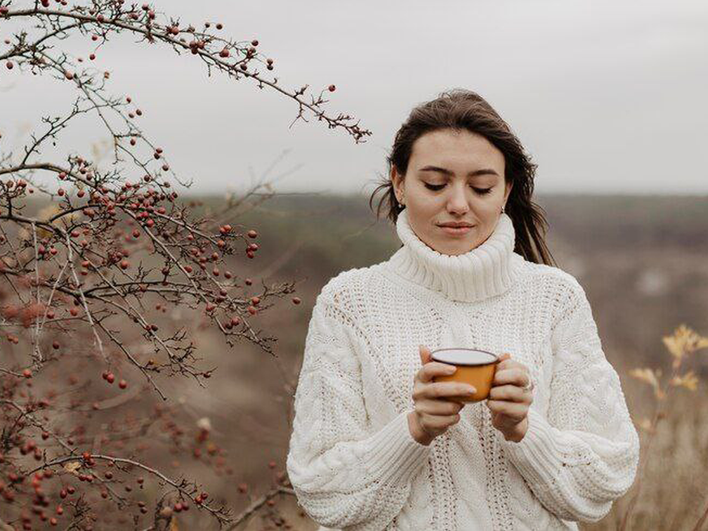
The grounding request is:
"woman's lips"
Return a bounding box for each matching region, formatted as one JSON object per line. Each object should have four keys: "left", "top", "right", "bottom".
{"left": 438, "top": 225, "right": 473, "bottom": 235}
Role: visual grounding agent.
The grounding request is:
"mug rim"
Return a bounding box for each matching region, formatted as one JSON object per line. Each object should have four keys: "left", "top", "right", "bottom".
{"left": 430, "top": 347, "right": 500, "bottom": 366}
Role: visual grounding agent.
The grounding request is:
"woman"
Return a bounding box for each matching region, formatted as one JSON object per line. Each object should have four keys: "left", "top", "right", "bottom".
{"left": 286, "top": 89, "right": 640, "bottom": 530}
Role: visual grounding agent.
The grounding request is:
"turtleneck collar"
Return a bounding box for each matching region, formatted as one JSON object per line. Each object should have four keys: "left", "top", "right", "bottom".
{"left": 386, "top": 208, "right": 521, "bottom": 303}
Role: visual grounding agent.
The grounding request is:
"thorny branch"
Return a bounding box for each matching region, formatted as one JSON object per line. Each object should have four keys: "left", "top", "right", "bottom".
{"left": 0, "top": 0, "right": 355, "bottom": 528}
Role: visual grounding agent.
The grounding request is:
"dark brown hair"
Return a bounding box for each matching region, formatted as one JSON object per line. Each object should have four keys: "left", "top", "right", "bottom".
{"left": 368, "top": 88, "right": 556, "bottom": 266}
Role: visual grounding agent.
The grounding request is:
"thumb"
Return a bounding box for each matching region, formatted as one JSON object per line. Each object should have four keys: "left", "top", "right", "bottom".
{"left": 419, "top": 345, "right": 432, "bottom": 365}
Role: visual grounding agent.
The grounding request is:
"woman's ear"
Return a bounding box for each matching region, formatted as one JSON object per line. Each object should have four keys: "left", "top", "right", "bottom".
{"left": 391, "top": 166, "right": 404, "bottom": 201}
{"left": 503, "top": 179, "right": 513, "bottom": 205}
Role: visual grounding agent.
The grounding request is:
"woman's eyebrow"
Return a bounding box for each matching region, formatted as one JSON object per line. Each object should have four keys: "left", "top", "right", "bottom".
{"left": 418, "top": 165, "right": 499, "bottom": 177}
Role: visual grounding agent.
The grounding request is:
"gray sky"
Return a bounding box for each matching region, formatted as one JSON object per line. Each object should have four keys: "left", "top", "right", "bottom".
{"left": 1, "top": 0, "right": 707, "bottom": 196}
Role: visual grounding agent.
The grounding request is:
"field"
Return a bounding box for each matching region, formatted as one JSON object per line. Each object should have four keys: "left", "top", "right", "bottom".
{"left": 193, "top": 192, "right": 708, "bottom": 530}
{"left": 6, "top": 192, "right": 708, "bottom": 530}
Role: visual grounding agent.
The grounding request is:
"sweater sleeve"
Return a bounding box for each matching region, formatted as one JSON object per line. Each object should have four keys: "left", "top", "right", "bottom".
{"left": 286, "top": 289, "right": 432, "bottom": 530}
{"left": 499, "top": 280, "right": 640, "bottom": 523}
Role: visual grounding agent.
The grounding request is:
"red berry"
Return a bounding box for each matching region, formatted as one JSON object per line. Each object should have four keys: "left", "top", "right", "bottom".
{"left": 328, "top": 84, "right": 336, "bottom": 92}
{"left": 22, "top": 369, "right": 32, "bottom": 378}
{"left": 5, "top": 61, "right": 13, "bottom": 70}
{"left": 106, "top": 373, "right": 115, "bottom": 384}
{"left": 292, "top": 297, "right": 301, "bottom": 305}
{"left": 118, "top": 379, "right": 127, "bottom": 389}
{"left": 247, "top": 229, "right": 257, "bottom": 238}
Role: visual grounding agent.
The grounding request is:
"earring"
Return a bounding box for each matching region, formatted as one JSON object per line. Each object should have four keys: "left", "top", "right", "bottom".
{"left": 501, "top": 206, "right": 505, "bottom": 214}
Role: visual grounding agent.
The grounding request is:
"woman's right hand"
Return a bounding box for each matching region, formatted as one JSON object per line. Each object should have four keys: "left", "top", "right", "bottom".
{"left": 407, "top": 345, "right": 477, "bottom": 446}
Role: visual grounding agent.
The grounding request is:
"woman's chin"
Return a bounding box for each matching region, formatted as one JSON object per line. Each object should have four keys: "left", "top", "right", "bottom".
{"left": 430, "top": 239, "right": 480, "bottom": 255}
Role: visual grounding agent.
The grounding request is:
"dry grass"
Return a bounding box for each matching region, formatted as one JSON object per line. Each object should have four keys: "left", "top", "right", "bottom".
{"left": 217, "top": 194, "right": 708, "bottom": 530}
{"left": 586, "top": 327, "right": 708, "bottom": 531}
{"left": 10, "top": 194, "right": 698, "bottom": 529}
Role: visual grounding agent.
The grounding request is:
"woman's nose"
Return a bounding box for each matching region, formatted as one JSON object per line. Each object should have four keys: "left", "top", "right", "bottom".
{"left": 446, "top": 186, "right": 470, "bottom": 214}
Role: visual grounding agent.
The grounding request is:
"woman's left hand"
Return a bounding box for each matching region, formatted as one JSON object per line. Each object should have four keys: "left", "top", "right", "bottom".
{"left": 486, "top": 353, "right": 534, "bottom": 443}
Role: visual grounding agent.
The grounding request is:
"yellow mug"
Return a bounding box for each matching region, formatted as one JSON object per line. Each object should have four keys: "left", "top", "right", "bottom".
{"left": 431, "top": 348, "right": 500, "bottom": 403}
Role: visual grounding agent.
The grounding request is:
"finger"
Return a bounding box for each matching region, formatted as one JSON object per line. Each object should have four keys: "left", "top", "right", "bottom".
{"left": 423, "top": 381, "right": 476, "bottom": 399}
{"left": 488, "top": 384, "right": 528, "bottom": 403}
{"left": 416, "top": 399, "right": 462, "bottom": 416}
{"left": 419, "top": 345, "right": 432, "bottom": 365}
{"left": 493, "top": 368, "right": 531, "bottom": 388}
{"left": 498, "top": 352, "right": 512, "bottom": 362}
{"left": 420, "top": 413, "right": 461, "bottom": 430}
{"left": 497, "top": 359, "right": 516, "bottom": 371}
{"left": 419, "top": 362, "right": 457, "bottom": 383}
{"left": 498, "top": 357, "right": 526, "bottom": 372}
{"left": 486, "top": 401, "right": 528, "bottom": 421}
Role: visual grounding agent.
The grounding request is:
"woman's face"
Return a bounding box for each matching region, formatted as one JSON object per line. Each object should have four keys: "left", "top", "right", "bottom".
{"left": 391, "top": 128, "right": 512, "bottom": 256}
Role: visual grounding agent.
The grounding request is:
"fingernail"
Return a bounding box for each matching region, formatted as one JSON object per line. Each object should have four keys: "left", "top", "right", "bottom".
{"left": 446, "top": 367, "right": 456, "bottom": 374}
{"left": 467, "top": 386, "right": 476, "bottom": 394}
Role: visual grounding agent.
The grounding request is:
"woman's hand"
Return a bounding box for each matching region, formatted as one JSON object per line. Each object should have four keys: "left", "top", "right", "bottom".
{"left": 487, "top": 352, "right": 534, "bottom": 442}
{"left": 408, "top": 345, "right": 477, "bottom": 446}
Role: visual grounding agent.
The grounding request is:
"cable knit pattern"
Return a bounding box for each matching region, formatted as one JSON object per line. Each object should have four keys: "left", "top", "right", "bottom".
{"left": 286, "top": 209, "right": 640, "bottom": 530}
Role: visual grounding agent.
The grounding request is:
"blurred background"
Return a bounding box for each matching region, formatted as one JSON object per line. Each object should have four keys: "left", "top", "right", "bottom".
{"left": 2, "top": 0, "right": 707, "bottom": 529}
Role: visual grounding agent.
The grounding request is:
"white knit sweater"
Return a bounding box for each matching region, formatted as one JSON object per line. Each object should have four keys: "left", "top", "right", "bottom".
{"left": 286, "top": 209, "right": 640, "bottom": 531}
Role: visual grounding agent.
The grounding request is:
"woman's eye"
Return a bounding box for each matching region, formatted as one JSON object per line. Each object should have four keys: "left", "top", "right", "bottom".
{"left": 423, "top": 183, "right": 492, "bottom": 195}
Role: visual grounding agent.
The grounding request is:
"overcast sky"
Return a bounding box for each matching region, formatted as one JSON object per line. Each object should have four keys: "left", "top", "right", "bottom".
{"left": 1, "top": 0, "right": 707, "bottom": 196}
